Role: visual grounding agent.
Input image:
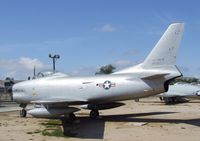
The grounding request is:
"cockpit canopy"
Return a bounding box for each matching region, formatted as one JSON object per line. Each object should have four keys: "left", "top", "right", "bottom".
{"left": 33, "top": 71, "right": 69, "bottom": 79}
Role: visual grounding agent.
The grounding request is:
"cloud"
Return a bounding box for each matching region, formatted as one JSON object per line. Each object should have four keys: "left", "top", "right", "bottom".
{"left": 19, "top": 57, "right": 44, "bottom": 70}
{"left": 99, "top": 24, "right": 117, "bottom": 32}
{"left": 0, "top": 57, "right": 49, "bottom": 79}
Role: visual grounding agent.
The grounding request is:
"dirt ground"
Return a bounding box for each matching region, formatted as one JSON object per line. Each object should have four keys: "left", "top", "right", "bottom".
{"left": 0, "top": 97, "right": 200, "bottom": 141}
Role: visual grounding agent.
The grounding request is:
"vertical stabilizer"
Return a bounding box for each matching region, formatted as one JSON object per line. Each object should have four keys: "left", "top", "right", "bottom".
{"left": 114, "top": 23, "right": 184, "bottom": 74}
{"left": 141, "top": 23, "right": 184, "bottom": 68}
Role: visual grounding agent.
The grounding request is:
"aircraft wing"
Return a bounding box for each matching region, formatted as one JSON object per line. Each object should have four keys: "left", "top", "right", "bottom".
{"left": 31, "top": 97, "right": 87, "bottom": 105}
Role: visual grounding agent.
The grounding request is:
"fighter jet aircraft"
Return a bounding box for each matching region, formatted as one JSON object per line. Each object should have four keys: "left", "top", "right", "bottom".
{"left": 13, "top": 23, "right": 184, "bottom": 120}
{"left": 158, "top": 83, "right": 200, "bottom": 104}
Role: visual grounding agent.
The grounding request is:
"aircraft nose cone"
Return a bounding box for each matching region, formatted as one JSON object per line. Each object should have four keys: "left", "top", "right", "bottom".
{"left": 12, "top": 84, "right": 25, "bottom": 103}
{"left": 12, "top": 90, "right": 23, "bottom": 103}
{"left": 12, "top": 92, "right": 20, "bottom": 102}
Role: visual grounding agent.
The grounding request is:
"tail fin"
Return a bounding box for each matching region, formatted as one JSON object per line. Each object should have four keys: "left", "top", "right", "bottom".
{"left": 114, "top": 23, "right": 184, "bottom": 74}
{"left": 141, "top": 23, "right": 184, "bottom": 68}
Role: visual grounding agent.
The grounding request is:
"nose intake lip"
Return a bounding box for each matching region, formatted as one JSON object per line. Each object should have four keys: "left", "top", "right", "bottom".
{"left": 12, "top": 85, "right": 25, "bottom": 103}
{"left": 13, "top": 92, "right": 23, "bottom": 103}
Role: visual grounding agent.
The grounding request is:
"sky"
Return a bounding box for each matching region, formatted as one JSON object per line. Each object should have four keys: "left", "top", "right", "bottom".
{"left": 0, "top": 0, "right": 200, "bottom": 79}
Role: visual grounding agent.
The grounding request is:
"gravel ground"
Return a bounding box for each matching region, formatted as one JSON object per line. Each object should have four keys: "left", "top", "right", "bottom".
{"left": 0, "top": 97, "right": 200, "bottom": 141}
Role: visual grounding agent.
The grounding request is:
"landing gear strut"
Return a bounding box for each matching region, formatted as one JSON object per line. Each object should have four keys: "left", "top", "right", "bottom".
{"left": 19, "top": 103, "right": 27, "bottom": 118}
{"left": 69, "top": 113, "right": 77, "bottom": 122}
{"left": 63, "top": 113, "right": 78, "bottom": 123}
{"left": 20, "top": 109, "right": 27, "bottom": 117}
{"left": 90, "top": 110, "right": 99, "bottom": 119}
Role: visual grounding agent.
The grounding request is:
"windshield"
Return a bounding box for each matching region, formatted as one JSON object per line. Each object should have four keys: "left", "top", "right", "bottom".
{"left": 37, "top": 71, "right": 55, "bottom": 78}
{"left": 33, "top": 71, "right": 68, "bottom": 79}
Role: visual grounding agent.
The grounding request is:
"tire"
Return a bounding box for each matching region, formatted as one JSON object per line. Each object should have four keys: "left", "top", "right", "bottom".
{"left": 20, "top": 109, "right": 27, "bottom": 117}
{"left": 90, "top": 110, "right": 99, "bottom": 119}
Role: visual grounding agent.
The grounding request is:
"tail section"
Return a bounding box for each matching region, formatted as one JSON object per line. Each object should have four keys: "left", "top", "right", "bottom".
{"left": 141, "top": 23, "right": 184, "bottom": 68}
{"left": 115, "top": 23, "right": 184, "bottom": 74}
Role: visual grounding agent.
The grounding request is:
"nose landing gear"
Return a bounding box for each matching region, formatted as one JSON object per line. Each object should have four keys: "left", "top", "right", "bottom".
{"left": 20, "top": 109, "right": 27, "bottom": 117}
{"left": 19, "top": 103, "right": 27, "bottom": 117}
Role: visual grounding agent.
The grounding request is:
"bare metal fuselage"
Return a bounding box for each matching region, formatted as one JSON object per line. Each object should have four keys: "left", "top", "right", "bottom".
{"left": 13, "top": 73, "right": 165, "bottom": 105}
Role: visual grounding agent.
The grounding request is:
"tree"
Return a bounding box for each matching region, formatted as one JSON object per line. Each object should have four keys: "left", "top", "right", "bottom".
{"left": 95, "top": 64, "right": 116, "bottom": 75}
{"left": 172, "top": 77, "right": 199, "bottom": 84}
{"left": 5, "top": 77, "right": 14, "bottom": 81}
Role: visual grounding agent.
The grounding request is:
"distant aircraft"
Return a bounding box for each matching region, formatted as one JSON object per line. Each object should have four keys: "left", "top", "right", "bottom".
{"left": 158, "top": 83, "right": 200, "bottom": 104}
{"left": 13, "top": 23, "right": 184, "bottom": 120}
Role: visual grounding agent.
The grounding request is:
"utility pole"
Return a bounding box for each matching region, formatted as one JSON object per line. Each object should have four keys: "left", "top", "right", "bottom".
{"left": 33, "top": 65, "right": 36, "bottom": 77}
{"left": 49, "top": 54, "right": 60, "bottom": 72}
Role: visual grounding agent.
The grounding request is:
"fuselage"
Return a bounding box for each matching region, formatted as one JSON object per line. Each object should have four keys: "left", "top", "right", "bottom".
{"left": 13, "top": 73, "right": 166, "bottom": 104}
{"left": 11, "top": 23, "right": 185, "bottom": 119}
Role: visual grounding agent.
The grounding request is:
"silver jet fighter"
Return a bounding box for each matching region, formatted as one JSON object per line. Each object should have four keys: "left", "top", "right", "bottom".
{"left": 158, "top": 83, "right": 200, "bottom": 104}
{"left": 13, "top": 23, "right": 184, "bottom": 120}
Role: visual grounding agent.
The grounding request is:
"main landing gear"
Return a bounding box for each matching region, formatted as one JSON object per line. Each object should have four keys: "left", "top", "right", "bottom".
{"left": 90, "top": 110, "right": 99, "bottom": 119}
{"left": 68, "top": 113, "right": 77, "bottom": 122}
{"left": 19, "top": 103, "right": 27, "bottom": 117}
{"left": 62, "top": 113, "right": 79, "bottom": 124}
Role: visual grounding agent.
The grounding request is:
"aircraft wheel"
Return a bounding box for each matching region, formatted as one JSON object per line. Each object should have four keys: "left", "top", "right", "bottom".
{"left": 20, "top": 109, "right": 27, "bottom": 117}
{"left": 164, "top": 97, "right": 170, "bottom": 104}
{"left": 90, "top": 110, "right": 99, "bottom": 119}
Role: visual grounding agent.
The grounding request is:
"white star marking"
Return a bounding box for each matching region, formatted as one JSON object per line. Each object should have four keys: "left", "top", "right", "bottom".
{"left": 103, "top": 81, "right": 111, "bottom": 90}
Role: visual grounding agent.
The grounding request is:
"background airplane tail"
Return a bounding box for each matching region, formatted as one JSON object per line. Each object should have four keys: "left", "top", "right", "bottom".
{"left": 141, "top": 23, "right": 184, "bottom": 69}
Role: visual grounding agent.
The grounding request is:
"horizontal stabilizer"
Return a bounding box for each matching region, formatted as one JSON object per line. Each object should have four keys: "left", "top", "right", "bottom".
{"left": 141, "top": 73, "right": 170, "bottom": 80}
